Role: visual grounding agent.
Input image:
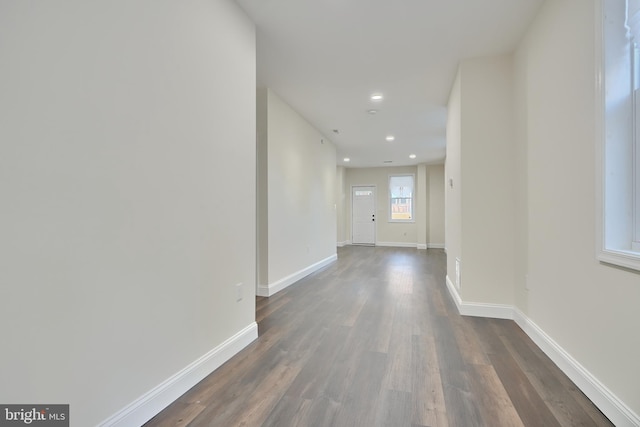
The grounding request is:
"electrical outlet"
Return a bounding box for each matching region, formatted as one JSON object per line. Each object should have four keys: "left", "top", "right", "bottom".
{"left": 235, "top": 283, "right": 243, "bottom": 302}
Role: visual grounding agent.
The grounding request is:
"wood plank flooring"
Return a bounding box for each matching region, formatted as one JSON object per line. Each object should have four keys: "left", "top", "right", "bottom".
{"left": 145, "top": 246, "right": 613, "bottom": 427}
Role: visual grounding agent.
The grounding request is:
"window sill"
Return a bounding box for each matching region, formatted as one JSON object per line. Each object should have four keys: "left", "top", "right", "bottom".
{"left": 597, "top": 248, "right": 640, "bottom": 272}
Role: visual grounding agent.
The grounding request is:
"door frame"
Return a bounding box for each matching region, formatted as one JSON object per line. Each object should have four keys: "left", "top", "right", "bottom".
{"left": 351, "top": 184, "right": 377, "bottom": 245}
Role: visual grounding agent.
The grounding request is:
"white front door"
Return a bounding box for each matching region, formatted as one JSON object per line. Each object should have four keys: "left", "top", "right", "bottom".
{"left": 352, "top": 186, "right": 376, "bottom": 245}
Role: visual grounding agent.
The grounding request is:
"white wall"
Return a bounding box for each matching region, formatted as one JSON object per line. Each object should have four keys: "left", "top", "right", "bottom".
{"left": 336, "top": 166, "right": 348, "bottom": 246}
{"left": 0, "top": 1, "right": 256, "bottom": 426}
{"left": 427, "top": 164, "right": 445, "bottom": 246}
{"left": 446, "top": 70, "right": 462, "bottom": 278}
{"left": 462, "top": 56, "right": 517, "bottom": 305}
{"left": 514, "top": 0, "right": 640, "bottom": 418}
{"left": 264, "top": 89, "right": 337, "bottom": 292}
{"left": 445, "top": 57, "right": 517, "bottom": 305}
{"left": 257, "top": 87, "right": 269, "bottom": 289}
{"left": 417, "top": 165, "right": 428, "bottom": 248}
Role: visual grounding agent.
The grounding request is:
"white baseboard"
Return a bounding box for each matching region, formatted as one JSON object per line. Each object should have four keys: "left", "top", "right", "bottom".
{"left": 512, "top": 310, "right": 640, "bottom": 427}
{"left": 375, "top": 242, "right": 418, "bottom": 248}
{"left": 337, "top": 240, "right": 350, "bottom": 247}
{"left": 444, "top": 279, "right": 640, "bottom": 427}
{"left": 257, "top": 254, "right": 337, "bottom": 297}
{"left": 445, "top": 275, "right": 514, "bottom": 320}
{"left": 428, "top": 243, "right": 445, "bottom": 249}
{"left": 98, "top": 322, "right": 258, "bottom": 427}
{"left": 445, "top": 275, "right": 460, "bottom": 306}
{"left": 417, "top": 243, "right": 428, "bottom": 250}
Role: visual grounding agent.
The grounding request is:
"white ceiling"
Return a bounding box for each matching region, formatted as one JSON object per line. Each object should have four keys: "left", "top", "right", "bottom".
{"left": 236, "top": 0, "right": 544, "bottom": 168}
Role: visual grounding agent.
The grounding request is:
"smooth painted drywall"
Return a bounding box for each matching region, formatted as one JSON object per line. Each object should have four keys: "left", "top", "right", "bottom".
{"left": 257, "top": 87, "right": 269, "bottom": 289}
{"left": 445, "top": 69, "right": 463, "bottom": 285}
{"left": 427, "top": 164, "right": 446, "bottom": 246}
{"left": 513, "top": 17, "right": 531, "bottom": 313}
{"left": 514, "top": 0, "right": 640, "bottom": 415}
{"left": 266, "top": 90, "right": 337, "bottom": 285}
{"left": 460, "top": 56, "right": 517, "bottom": 305}
{"left": 417, "top": 165, "right": 428, "bottom": 247}
{"left": 446, "top": 56, "right": 517, "bottom": 304}
{"left": 336, "top": 166, "right": 348, "bottom": 245}
{"left": 0, "top": 1, "right": 256, "bottom": 425}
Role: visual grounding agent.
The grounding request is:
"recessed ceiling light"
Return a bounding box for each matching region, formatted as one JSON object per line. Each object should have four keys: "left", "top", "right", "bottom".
{"left": 386, "top": 135, "right": 395, "bottom": 142}
{"left": 370, "top": 93, "right": 384, "bottom": 101}
{"left": 409, "top": 154, "right": 417, "bottom": 159}
{"left": 343, "top": 157, "right": 351, "bottom": 162}
{"left": 367, "top": 109, "right": 378, "bottom": 115}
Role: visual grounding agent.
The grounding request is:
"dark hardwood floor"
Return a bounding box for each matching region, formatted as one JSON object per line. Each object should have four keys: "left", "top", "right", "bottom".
{"left": 145, "top": 246, "right": 613, "bottom": 427}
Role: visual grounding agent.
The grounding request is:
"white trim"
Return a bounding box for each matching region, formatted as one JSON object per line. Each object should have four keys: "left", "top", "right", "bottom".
{"left": 98, "top": 322, "right": 258, "bottom": 427}
{"left": 337, "top": 240, "right": 350, "bottom": 247}
{"left": 428, "top": 243, "right": 445, "bottom": 249}
{"left": 598, "top": 249, "right": 640, "bottom": 271}
{"left": 445, "top": 275, "right": 462, "bottom": 310}
{"left": 444, "top": 277, "right": 640, "bottom": 427}
{"left": 444, "top": 275, "right": 513, "bottom": 319}
{"left": 257, "top": 254, "right": 337, "bottom": 297}
{"left": 256, "top": 283, "right": 269, "bottom": 296}
{"left": 375, "top": 242, "right": 417, "bottom": 248}
{"left": 459, "top": 301, "right": 513, "bottom": 319}
{"left": 513, "top": 310, "right": 640, "bottom": 427}
{"left": 417, "top": 243, "right": 428, "bottom": 250}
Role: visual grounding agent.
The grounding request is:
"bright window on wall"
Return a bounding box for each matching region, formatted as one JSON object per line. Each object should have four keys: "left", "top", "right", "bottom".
{"left": 389, "top": 175, "right": 414, "bottom": 222}
{"left": 597, "top": 0, "right": 640, "bottom": 271}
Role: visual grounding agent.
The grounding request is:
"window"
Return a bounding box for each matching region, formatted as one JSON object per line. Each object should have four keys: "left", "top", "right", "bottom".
{"left": 596, "top": 0, "right": 640, "bottom": 271}
{"left": 630, "top": 0, "right": 640, "bottom": 251}
{"left": 389, "top": 175, "right": 414, "bottom": 222}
